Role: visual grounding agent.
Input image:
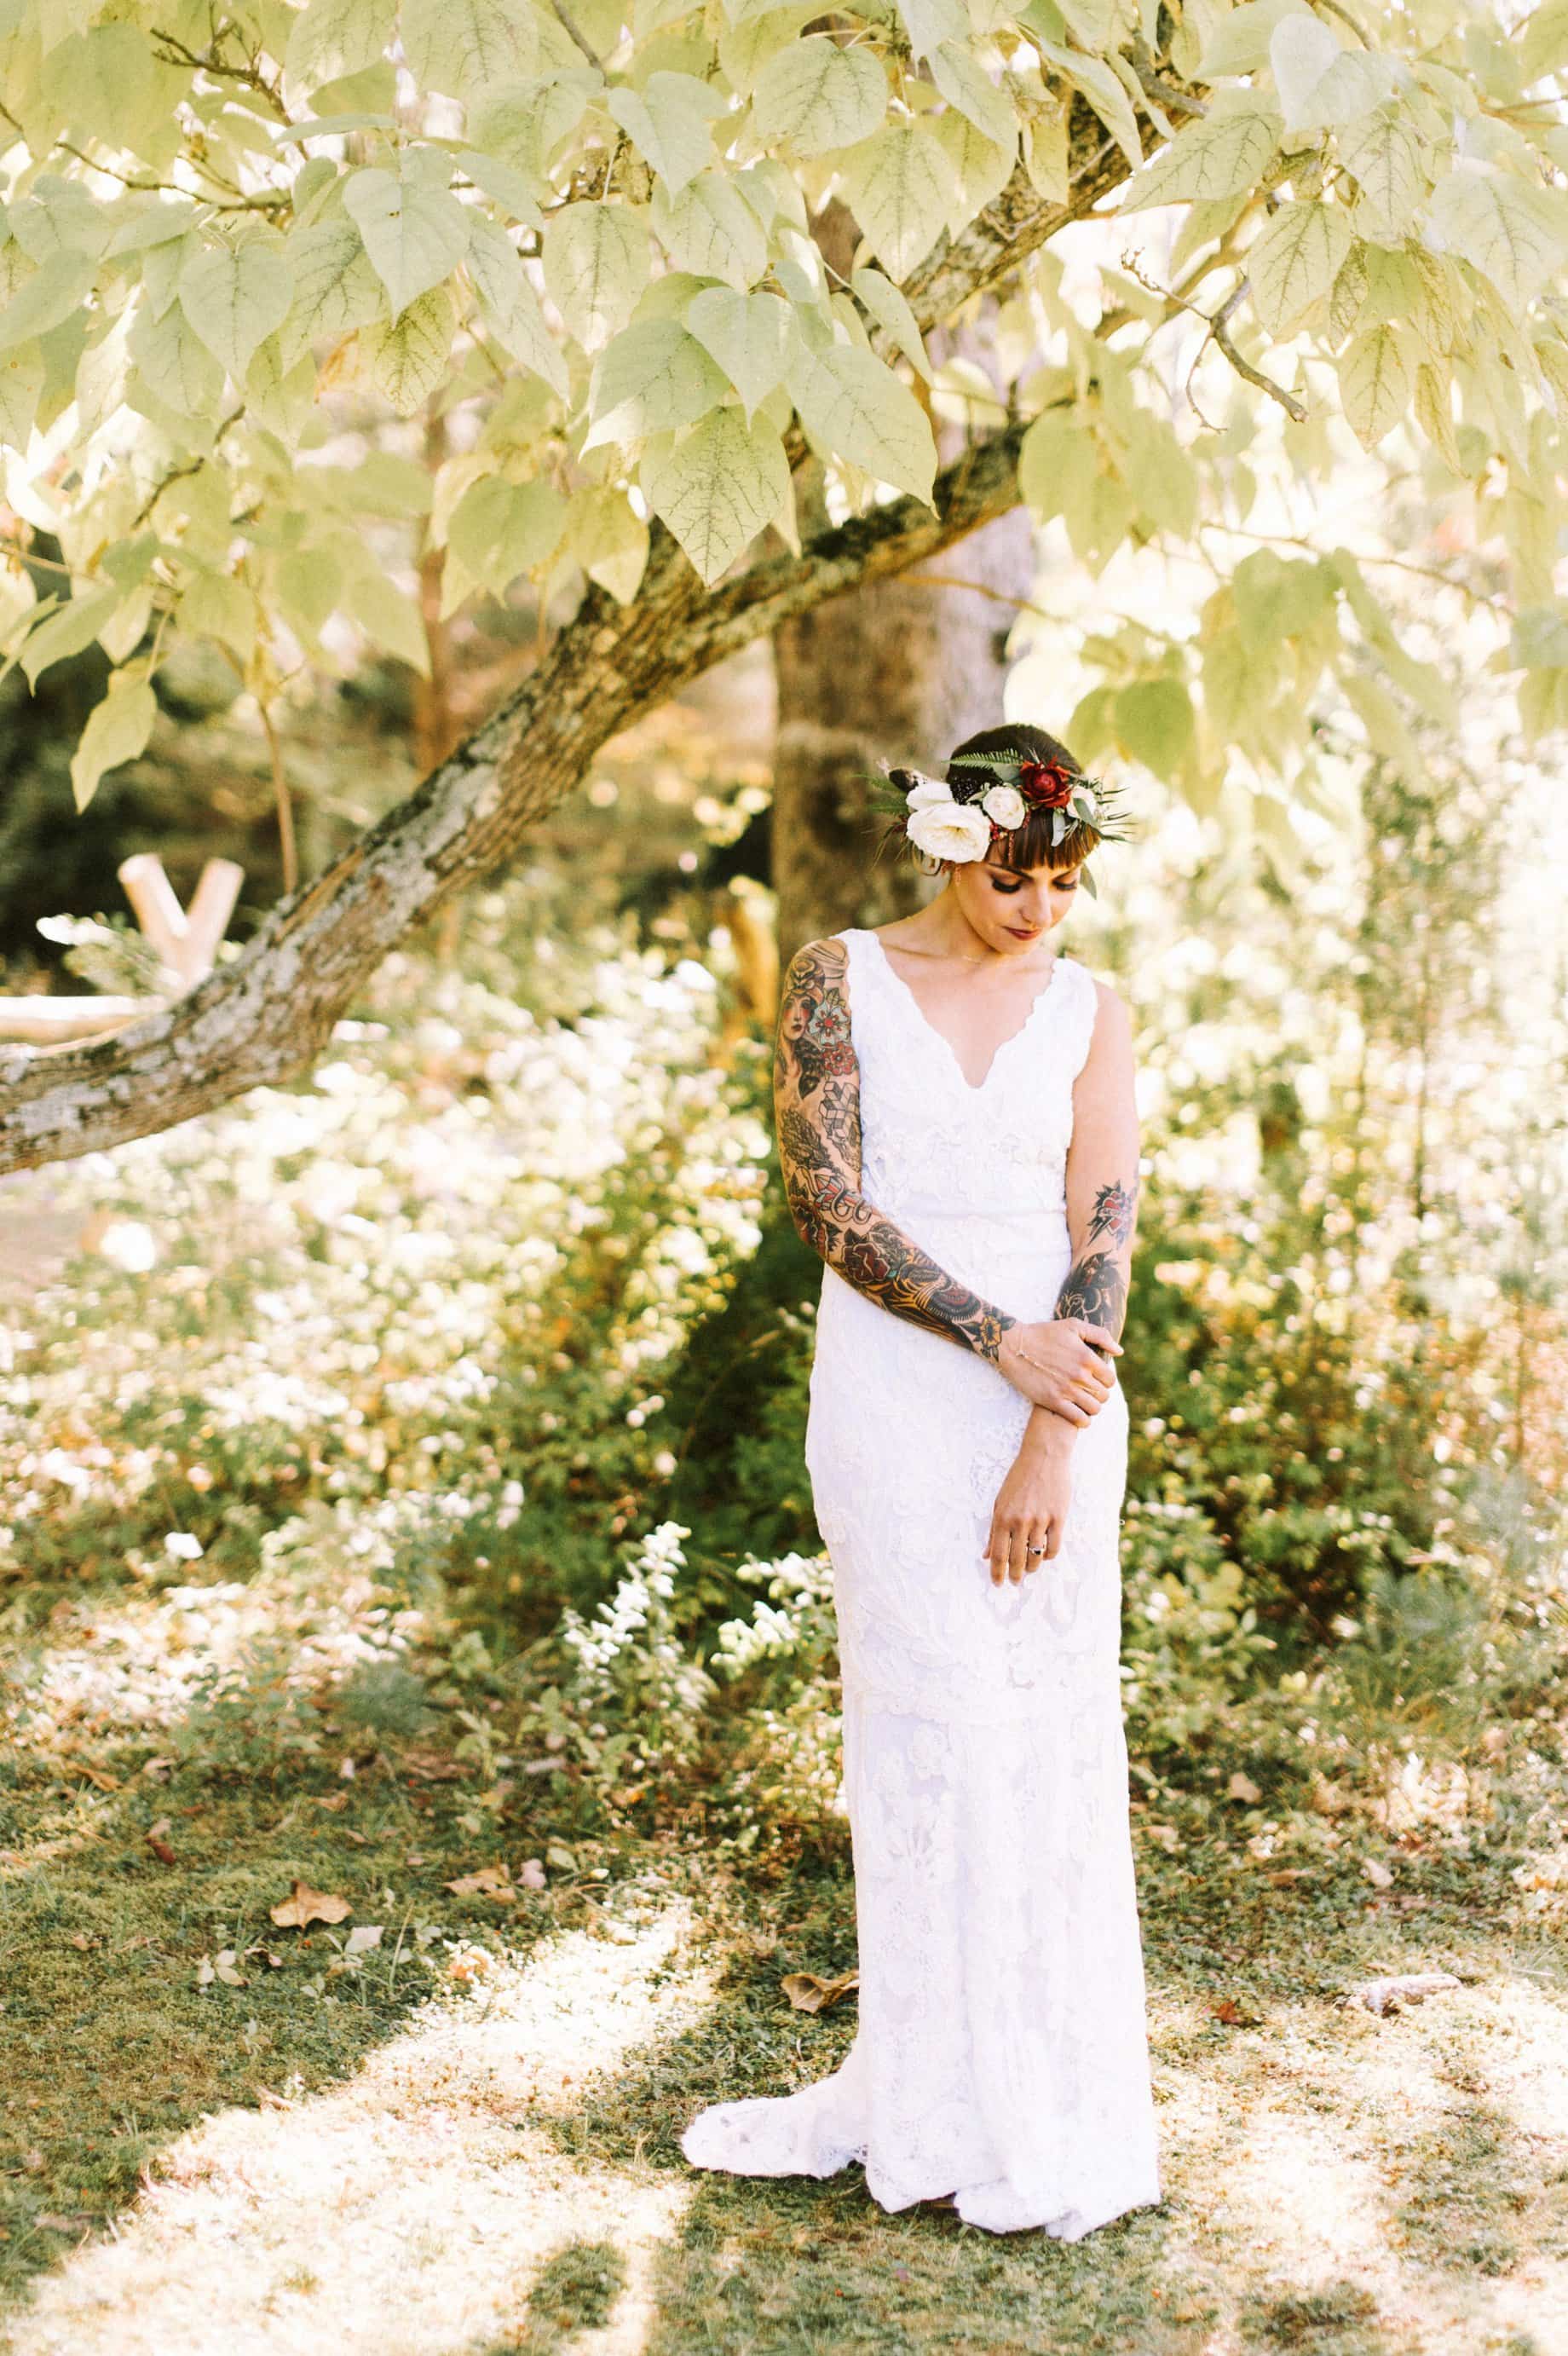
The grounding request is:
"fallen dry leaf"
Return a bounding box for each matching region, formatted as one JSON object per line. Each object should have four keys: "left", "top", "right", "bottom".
{"left": 141, "top": 1757, "right": 175, "bottom": 1781}
{"left": 1363, "top": 1857, "right": 1395, "bottom": 1890}
{"left": 344, "top": 1925, "right": 383, "bottom": 1956}
{"left": 1226, "top": 1771, "right": 1262, "bottom": 1805}
{"left": 402, "top": 1750, "right": 470, "bottom": 1783}
{"left": 518, "top": 1857, "right": 548, "bottom": 1891}
{"left": 35, "top": 2214, "right": 90, "bottom": 2235}
{"left": 268, "top": 1880, "right": 352, "bottom": 1930}
{"left": 781, "top": 1969, "right": 859, "bottom": 2013}
{"left": 68, "top": 1932, "right": 91, "bottom": 1951}
{"left": 443, "top": 1865, "right": 515, "bottom": 1900}
{"left": 314, "top": 1793, "right": 349, "bottom": 1812}
{"left": 1348, "top": 1971, "right": 1462, "bottom": 2017}
{"left": 144, "top": 1819, "right": 176, "bottom": 1866}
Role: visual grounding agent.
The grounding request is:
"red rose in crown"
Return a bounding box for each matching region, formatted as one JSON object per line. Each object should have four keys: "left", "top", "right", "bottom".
{"left": 1016, "top": 757, "right": 1076, "bottom": 808}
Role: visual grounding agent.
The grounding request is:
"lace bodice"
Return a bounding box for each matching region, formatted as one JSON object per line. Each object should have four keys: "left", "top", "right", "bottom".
{"left": 843, "top": 927, "right": 1098, "bottom": 1242}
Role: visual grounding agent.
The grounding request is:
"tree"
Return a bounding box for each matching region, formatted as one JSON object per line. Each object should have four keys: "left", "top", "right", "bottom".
{"left": 2, "top": 0, "right": 1565, "bottom": 1169}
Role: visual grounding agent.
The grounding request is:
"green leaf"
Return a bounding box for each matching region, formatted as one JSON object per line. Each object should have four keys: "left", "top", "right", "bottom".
{"left": 897, "top": 0, "right": 967, "bottom": 62}
{"left": 1425, "top": 165, "right": 1568, "bottom": 314}
{"left": 785, "top": 340, "right": 937, "bottom": 503}
{"left": 20, "top": 585, "right": 121, "bottom": 687}
{"left": 849, "top": 265, "right": 932, "bottom": 382}
{"left": 343, "top": 165, "right": 473, "bottom": 318}
{"left": 180, "top": 568, "right": 256, "bottom": 661}
{"left": 926, "top": 110, "right": 1014, "bottom": 235}
{"left": 649, "top": 173, "right": 767, "bottom": 290}
{"left": 544, "top": 200, "right": 653, "bottom": 346}
{"left": 178, "top": 239, "right": 294, "bottom": 379}
{"left": 929, "top": 42, "right": 1017, "bottom": 151}
{"left": 1327, "top": 546, "right": 1456, "bottom": 722}
{"left": 1246, "top": 199, "right": 1353, "bottom": 334}
{"left": 0, "top": 249, "right": 96, "bottom": 356}
{"left": 1336, "top": 322, "right": 1411, "bottom": 449}
{"left": 683, "top": 286, "right": 797, "bottom": 415}
{"left": 1119, "top": 95, "right": 1282, "bottom": 210}
{"left": 457, "top": 149, "right": 545, "bottom": 230}
{"left": 343, "top": 563, "right": 430, "bottom": 672}
{"left": 1521, "top": 0, "right": 1568, "bottom": 84}
{"left": 0, "top": 342, "right": 43, "bottom": 450}
{"left": 128, "top": 297, "right": 225, "bottom": 417}
{"left": 1413, "top": 357, "right": 1464, "bottom": 475}
{"left": 284, "top": 0, "right": 398, "bottom": 92}
{"left": 641, "top": 403, "right": 790, "bottom": 584}
{"left": 1268, "top": 13, "right": 1396, "bottom": 133}
{"left": 470, "top": 68, "right": 603, "bottom": 194}
{"left": 608, "top": 72, "right": 723, "bottom": 197}
{"left": 583, "top": 316, "right": 729, "bottom": 448}
{"left": 1338, "top": 108, "right": 1427, "bottom": 244}
{"left": 447, "top": 472, "right": 566, "bottom": 588}
{"left": 1021, "top": 101, "right": 1069, "bottom": 204}
{"left": 279, "top": 216, "right": 387, "bottom": 371}
{"left": 1017, "top": 407, "right": 1096, "bottom": 530}
{"left": 39, "top": 25, "right": 175, "bottom": 160}
{"left": 568, "top": 487, "right": 649, "bottom": 603}
{"left": 1114, "top": 678, "right": 1194, "bottom": 778}
{"left": 1194, "top": 0, "right": 1311, "bottom": 78}
{"left": 464, "top": 211, "right": 569, "bottom": 396}
{"left": 362, "top": 282, "right": 458, "bottom": 414}
{"left": 837, "top": 124, "right": 960, "bottom": 280}
{"left": 1029, "top": 38, "right": 1141, "bottom": 168}
{"left": 401, "top": 0, "right": 548, "bottom": 107}
{"left": 69, "top": 673, "right": 156, "bottom": 813}
{"left": 276, "top": 544, "right": 344, "bottom": 637}
{"left": 749, "top": 37, "right": 886, "bottom": 156}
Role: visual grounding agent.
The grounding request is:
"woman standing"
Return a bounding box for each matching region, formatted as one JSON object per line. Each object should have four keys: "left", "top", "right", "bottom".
{"left": 680, "top": 723, "right": 1162, "bottom": 2238}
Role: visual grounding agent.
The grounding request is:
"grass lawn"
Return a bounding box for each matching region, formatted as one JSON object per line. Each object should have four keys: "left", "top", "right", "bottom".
{"left": 3, "top": 1573, "right": 1566, "bottom": 2356}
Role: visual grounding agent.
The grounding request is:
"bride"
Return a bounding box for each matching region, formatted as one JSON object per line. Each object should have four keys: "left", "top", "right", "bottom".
{"left": 680, "top": 721, "right": 1162, "bottom": 2238}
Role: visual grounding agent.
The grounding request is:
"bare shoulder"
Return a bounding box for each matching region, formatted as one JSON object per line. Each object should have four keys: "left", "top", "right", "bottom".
{"left": 1079, "top": 972, "right": 1135, "bottom": 1070}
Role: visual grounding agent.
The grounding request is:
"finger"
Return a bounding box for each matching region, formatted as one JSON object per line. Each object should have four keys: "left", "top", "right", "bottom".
{"left": 1009, "top": 1525, "right": 1029, "bottom": 1584}
{"left": 1044, "top": 1511, "right": 1065, "bottom": 1559}
{"left": 1082, "top": 1322, "right": 1124, "bottom": 1355}
{"left": 1021, "top": 1527, "right": 1046, "bottom": 1576}
{"left": 989, "top": 1519, "right": 1015, "bottom": 1584}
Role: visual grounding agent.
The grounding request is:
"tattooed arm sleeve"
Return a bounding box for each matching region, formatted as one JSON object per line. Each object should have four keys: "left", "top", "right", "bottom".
{"left": 775, "top": 938, "right": 1018, "bottom": 1365}
{"left": 1057, "top": 980, "right": 1141, "bottom": 1356}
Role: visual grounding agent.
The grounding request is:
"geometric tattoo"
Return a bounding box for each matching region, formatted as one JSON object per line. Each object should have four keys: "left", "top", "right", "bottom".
{"left": 774, "top": 937, "right": 1018, "bottom": 1365}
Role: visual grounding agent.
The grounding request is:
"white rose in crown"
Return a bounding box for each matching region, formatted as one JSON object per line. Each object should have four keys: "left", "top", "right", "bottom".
{"left": 907, "top": 800, "right": 993, "bottom": 863}
{"left": 981, "top": 784, "right": 1027, "bottom": 829}
{"left": 903, "top": 771, "right": 953, "bottom": 809}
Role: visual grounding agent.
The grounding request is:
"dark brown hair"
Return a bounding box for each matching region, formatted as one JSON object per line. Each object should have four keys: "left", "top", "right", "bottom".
{"left": 875, "top": 720, "right": 1099, "bottom": 874}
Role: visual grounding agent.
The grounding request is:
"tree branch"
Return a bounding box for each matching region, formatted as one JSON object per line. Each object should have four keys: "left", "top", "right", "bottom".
{"left": 0, "top": 423, "right": 1031, "bottom": 1170}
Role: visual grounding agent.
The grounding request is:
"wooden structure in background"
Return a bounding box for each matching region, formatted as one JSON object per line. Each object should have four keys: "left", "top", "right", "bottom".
{"left": 0, "top": 855, "right": 244, "bottom": 1046}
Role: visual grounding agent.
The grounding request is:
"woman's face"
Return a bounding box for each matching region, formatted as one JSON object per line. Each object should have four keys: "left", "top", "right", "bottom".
{"left": 947, "top": 852, "right": 1085, "bottom": 952}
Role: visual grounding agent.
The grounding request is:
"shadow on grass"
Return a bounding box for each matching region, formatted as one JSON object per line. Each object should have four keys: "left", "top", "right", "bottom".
{"left": 0, "top": 1698, "right": 570, "bottom": 2303}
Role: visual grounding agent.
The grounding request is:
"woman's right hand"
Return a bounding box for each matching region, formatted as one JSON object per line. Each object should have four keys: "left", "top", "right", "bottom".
{"left": 996, "top": 1318, "right": 1121, "bottom": 1423}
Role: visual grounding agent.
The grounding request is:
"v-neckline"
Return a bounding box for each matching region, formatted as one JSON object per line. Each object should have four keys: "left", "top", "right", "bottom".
{"left": 864, "top": 929, "right": 1067, "bottom": 1094}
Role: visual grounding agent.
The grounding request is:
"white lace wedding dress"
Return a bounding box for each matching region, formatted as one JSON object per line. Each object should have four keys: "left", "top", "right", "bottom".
{"left": 680, "top": 927, "right": 1162, "bottom": 2238}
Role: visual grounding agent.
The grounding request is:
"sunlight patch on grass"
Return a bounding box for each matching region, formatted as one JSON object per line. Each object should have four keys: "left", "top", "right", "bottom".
{"left": 1151, "top": 1977, "right": 1568, "bottom": 2356}
{"left": 9, "top": 1900, "right": 719, "bottom": 2356}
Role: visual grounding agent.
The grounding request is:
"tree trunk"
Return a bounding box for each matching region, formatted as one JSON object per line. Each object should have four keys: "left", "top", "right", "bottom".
{"left": 0, "top": 85, "right": 1176, "bottom": 1174}
{"left": 771, "top": 198, "right": 1038, "bottom": 966}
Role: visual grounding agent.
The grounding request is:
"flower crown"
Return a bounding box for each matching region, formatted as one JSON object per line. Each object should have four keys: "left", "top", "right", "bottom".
{"left": 867, "top": 747, "right": 1134, "bottom": 898}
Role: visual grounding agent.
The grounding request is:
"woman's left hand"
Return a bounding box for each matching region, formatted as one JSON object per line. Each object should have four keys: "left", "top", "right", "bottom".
{"left": 983, "top": 1431, "right": 1075, "bottom": 1585}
